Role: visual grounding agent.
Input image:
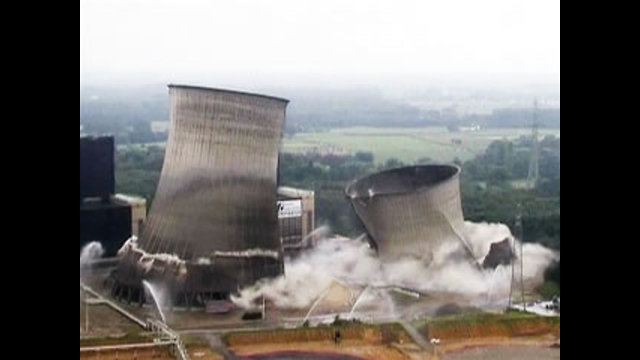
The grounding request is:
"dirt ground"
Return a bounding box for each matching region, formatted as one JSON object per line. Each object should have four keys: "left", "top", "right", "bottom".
{"left": 231, "top": 340, "right": 411, "bottom": 360}
{"left": 435, "top": 335, "right": 559, "bottom": 358}
{"left": 79, "top": 336, "right": 558, "bottom": 360}
{"left": 440, "top": 345, "right": 559, "bottom": 360}
{"left": 80, "top": 346, "right": 174, "bottom": 360}
{"left": 79, "top": 346, "right": 223, "bottom": 360}
{"left": 229, "top": 333, "right": 559, "bottom": 360}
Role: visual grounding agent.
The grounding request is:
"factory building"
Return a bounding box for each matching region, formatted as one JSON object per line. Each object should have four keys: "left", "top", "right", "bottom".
{"left": 277, "top": 186, "right": 315, "bottom": 253}
{"left": 115, "top": 85, "right": 288, "bottom": 306}
{"left": 80, "top": 199, "right": 132, "bottom": 257}
{"left": 80, "top": 136, "right": 147, "bottom": 257}
{"left": 80, "top": 136, "right": 114, "bottom": 203}
{"left": 113, "top": 194, "right": 147, "bottom": 238}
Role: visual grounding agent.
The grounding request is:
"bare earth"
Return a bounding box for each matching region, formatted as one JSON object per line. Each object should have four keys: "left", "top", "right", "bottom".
{"left": 437, "top": 335, "right": 559, "bottom": 360}
{"left": 231, "top": 340, "right": 410, "bottom": 360}
{"left": 441, "top": 345, "right": 559, "bottom": 360}
{"left": 229, "top": 335, "right": 559, "bottom": 360}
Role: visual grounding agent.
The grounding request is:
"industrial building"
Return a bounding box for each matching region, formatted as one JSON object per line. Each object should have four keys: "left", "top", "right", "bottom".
{"left": 80, "top": 136, "right": 147, "bottom": 257}
{"left": 277, "top": 186, "right": 315, "bottom": 254}
{"left": 115, "top": 85, "right": 289, "bottom": 306}
{"left": 80, "top": 136, "right": 114, "bottom": 203}
{"left": 80, "top": 199, "right": 132, "bottom": 257}
{"left": 345, "top": 165, "right": 473, "bottom": 262}
{"left": 113, "top": 194, "right": 147, "bottom": 238}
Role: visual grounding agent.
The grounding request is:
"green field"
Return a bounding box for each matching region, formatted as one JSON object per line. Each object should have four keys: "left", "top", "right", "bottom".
{"left": 117, "top": 126, "right": 560, "bottom": 166}
{"left": 282, "top": 127, "right": 560, "bottom": 164}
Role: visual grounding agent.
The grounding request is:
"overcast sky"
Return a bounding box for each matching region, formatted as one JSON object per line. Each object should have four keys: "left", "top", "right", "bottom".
{"left": 80, "top": 0, "right": 559, "bottom": 88}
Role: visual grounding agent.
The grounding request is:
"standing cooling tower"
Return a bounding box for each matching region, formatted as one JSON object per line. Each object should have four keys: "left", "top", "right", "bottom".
{"left": 345, "top": 165, "right": 474, "bottom": 263}
{"left": 114, "top": 85, "right": 288, "bottom": 306}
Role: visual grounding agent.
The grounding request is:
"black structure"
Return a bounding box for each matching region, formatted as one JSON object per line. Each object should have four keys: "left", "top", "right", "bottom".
{"left": 80, "top": 136, "right": 115, "bottom": 202}
{"left": 80, "top": 135, "right": 132, "bottom": 257}
{"left": 80, "top": 201, "right": 132, "bottom": 256}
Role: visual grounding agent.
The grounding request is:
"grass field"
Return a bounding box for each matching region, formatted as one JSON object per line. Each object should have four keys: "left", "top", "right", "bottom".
{"left": 282, "top": 127, "right": 560, "bottom": 165}
{"left": 117, "top": 126, "right": 560, "bottom": 166}
{"left": 411, "top": 310, "right": 559, "bottom": 342}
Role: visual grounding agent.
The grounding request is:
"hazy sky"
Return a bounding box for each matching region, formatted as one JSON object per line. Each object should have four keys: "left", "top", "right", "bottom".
{"left": 80, "top": 0, "right": 559, "bottom": 87}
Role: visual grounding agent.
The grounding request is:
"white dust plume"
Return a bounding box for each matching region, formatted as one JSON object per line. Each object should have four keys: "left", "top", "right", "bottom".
{"left": 231, "top": 222, "right": 559, "bottom": 312}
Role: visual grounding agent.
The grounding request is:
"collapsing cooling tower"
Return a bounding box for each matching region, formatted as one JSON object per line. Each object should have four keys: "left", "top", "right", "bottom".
{"left": 345, "top": 165, "right": 474, "bottom": 263}
{"left": 114, "top": 85, "right": 288, "bottom": 305}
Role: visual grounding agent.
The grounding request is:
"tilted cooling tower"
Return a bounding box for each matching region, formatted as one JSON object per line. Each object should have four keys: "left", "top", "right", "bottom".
{"left": 114, "top": 85, "right": 288, "bottom": 306}
{"left": 345, "top": 165, "right": 474, "bottom": 263}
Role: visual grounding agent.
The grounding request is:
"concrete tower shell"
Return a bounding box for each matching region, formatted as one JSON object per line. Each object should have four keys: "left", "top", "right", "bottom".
{"left": 116, "top": 85, "right": 288, "bottom": 302}
{"left": 345, "top": 165, "right": 471, "bottom": 262}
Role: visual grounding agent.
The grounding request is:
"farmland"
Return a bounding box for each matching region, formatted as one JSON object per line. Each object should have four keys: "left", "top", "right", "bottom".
{"left": 117, "top": 126, "right": 560, "bottom": 166}
{"left": 282, "top": 127, "right": 560, "bottom": 164}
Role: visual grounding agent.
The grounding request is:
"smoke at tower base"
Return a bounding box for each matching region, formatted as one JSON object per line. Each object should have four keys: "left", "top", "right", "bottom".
{"left": 80, "top": 241, "right": 105, "bottom": 266}
{"left": 231, "top": 221, "right": 558, "bottom": 311}
{"left": 80, "top": 241, "right": 105, "bottom": 279}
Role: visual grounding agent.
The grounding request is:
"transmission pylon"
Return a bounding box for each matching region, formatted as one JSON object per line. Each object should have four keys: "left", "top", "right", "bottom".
{"left": 508, "top": 204, "right": 526, "bottom": 312}
{"left": 508, "top": 233, "right": 515, "bottom": 310}
{"left": 516, "top": 204, "right": 526, "bottom": 311}
{"left": 527, "top": 99, "right": 540, "bottom": 188}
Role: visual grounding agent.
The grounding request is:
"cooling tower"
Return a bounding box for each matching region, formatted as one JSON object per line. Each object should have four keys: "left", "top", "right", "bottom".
{"left": 345, "top": 165, "right": 473, "bottom": 263}
{"left": 114, "top": 85, "right": 288, "bottom": 305}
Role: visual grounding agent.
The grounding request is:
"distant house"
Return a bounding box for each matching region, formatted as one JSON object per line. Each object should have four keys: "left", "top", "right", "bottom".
{"left": 460, "top": 124, "right": 481, "bottom": 132}
{"left": 151, "top": 121, "right": 170, "bottom": 134}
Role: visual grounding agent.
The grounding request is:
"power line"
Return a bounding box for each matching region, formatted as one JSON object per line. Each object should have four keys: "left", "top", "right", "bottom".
{"left": 527, "top": 99, "right": 540, "bottom": 188}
